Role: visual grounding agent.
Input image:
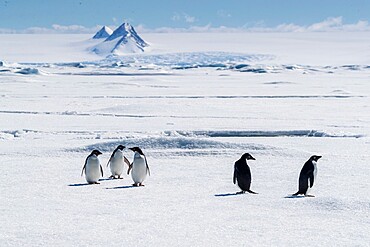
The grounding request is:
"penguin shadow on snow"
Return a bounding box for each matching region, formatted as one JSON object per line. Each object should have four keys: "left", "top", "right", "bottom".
{"left": 214, "top": 192, "right": 249, "bottom": 197}
{"left": 105, "top": 185, "right": 138, "bottom": 190}
{"left": 284, "top": 194, "right": 307, "bottom": 199}
{"left": 68, "top": 183, "right": 95, "bottom": 187}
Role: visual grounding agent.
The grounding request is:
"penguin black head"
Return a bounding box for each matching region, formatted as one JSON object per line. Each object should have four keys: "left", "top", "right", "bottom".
{"left": 91, "top": 150, "right": 102, "bottom": 156}
{"left": 129, "top": 147, "right": 144, "bottom": 155}
{"left": 310, "top": 155, "right": 322, "bottom": 162}
{"left": 242, "top": 153, "right": 256, "bottom": 160}
{"left": 116, "top": 145, "right": 125, "bottom": 150}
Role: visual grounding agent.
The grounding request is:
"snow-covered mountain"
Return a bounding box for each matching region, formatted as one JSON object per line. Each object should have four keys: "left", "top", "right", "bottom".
{"left": 92, "top": 26, "right": 113, "bottom": 39}
{"left": 92, "top": 23, "right": 149, "bottom": 55}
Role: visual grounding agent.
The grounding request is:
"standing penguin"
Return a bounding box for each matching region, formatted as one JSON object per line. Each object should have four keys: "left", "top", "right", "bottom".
{"left": 81, "top": 150, "right": 103, "bottom": 184}
{"left": 233, "top": 153, "right": 258, "bottom": 194}
{"left": 107, "top": 145, "right": 130, "bottom": 179}
{"left": 127, "top": 147, "right": 150, "bottom": 186}
{"left": 293, "top": 155, "right": 322, "bottom": 197}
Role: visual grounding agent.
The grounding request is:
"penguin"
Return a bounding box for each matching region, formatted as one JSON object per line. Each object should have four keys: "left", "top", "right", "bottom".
{"left": 233, "top": 153, "right": 258, "bottom": 194}
{"left": 107, "top": 145, "right": 130, "bottom": 179}
{"left": 293, "top": 155, "right": 322, "bottom": 197}
{"left": 81, "top": 150, "right": 103, "bottom": 184}
{"left": 127, "top": 147, "right": 150, "bottom": 186}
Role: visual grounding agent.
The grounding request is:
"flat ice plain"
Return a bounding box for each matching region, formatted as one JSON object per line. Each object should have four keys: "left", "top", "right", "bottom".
{"left": 0, "top": 32, "right": 369, "bottom": 246}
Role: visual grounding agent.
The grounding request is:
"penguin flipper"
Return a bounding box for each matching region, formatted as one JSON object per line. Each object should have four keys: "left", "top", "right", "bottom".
{"left": 144, "top": 156, "right": 150, "bottom": 176}
{"left": 124, "top": 156, "right": 130, "bottom": 167}
{"left": 147, "top": 165, "right": 151, "bottom": 176}
{"left": 297, "top": 173, "right": 309, "bottom": 195}
{"left": 81, "top": 156, "right": 88, "bottom": 176}
{"left": 107, "top": 151, "right": 115, "bottom": 167}
{"left": 127, "top": 163, "right": 132, "bottom": 175}
{"left": 309, "top": 173, "right": 314, "bottom": 188}
{"left": 81, "top": 166, "right": 85, "bottom": 177}
{"left": 233, "top": 170, "right": 237, "bottom": 184}
{"left": 100, "top": 165, "right": 104, "bottom": 177}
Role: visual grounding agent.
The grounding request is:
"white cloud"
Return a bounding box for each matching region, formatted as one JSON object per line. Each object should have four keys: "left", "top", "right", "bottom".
{"left": 217, "top": 9, "right": 231, "bottom": 18}
{"left": 10, "top": 24, "right": 101, "bottom": 34}
{"left": 172, "top": 12, "right": 197, "bottom": 23}
{"left": 0, "top": 17, "right": 369, "bottom": 34}
{"left": 307, "top": 16, "right": 343, "bottom": 31}
{"left": 112, "top": 17, "right": 118, "bottom": 25}
{"left": 51, "top": 24, "right": 97, "bottom": 33}
{"left": 172, "top": 12, "right": 181, "bottom": 22}
{"left": 184, "top": 14, "right": 196, "bottom": 23}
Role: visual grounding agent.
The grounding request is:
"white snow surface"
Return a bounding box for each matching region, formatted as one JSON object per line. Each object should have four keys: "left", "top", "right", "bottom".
{"left": 0, "top": 32, "right": 369, "bottom": 246}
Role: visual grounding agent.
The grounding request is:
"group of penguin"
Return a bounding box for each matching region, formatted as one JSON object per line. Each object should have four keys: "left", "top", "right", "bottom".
{"left": 81, "top": 145, "right": 150, "bottom": 187}
{"left": 81, "top": 145, "right": 322, "bottom": 197}
{"left": 233, "top": 153, "right": 322, "bottom": 197}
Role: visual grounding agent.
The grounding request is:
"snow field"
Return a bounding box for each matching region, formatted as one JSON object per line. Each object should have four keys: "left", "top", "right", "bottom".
{"left": 0, "top": 32, "right": 369, "bottom": 246}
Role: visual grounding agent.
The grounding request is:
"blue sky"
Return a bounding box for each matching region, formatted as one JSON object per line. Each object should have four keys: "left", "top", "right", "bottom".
{"left": 0, "top": 0, "right": 369, "bottom": 32}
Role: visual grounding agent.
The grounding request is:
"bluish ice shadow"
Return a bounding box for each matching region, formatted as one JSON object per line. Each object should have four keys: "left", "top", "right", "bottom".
{"left": 214, "top": 192, "right": 240, "bottom": 197}
{"left": 284, "top": 195, "right": 309, "bottom": 199}
{"left": 68, "top": 183, "right": 92, "bottom": 187}
{"left": 106, "top": 185, "right": 137, "bottom": 190}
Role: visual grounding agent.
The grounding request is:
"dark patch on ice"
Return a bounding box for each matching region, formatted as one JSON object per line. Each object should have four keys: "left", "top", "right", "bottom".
{"left": 263, "top": 81, "right": 295, "bottom": 85}
{"left": 56, "top": 72, "right": 173, "bottom": 76}
{"left": 341, "top": 65, "right": 362, "bottom": 70}
{"left": 232, "top": 64, "right": 249, "bottom": 69}
{"left": 87, "top": 95, "right": 365, "bottom": 99}
{"left": 167, "top": 130, "right": 364, "bottom": 138}
{"left": 76, "top": 136, "right": 269, "bottom": 152}
{"left": 239, "top": 68, "right": 267, "bottom": 73}
{"left": 15, "top": 68, "right": 41, "bottom": 75}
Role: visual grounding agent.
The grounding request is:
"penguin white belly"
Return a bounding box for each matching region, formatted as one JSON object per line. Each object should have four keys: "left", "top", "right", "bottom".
{"left": 306, "top": 161, "right": 318, "bottom": 195}
{"left": 131, "top": 156, "right": 147, "bottom": 183}
{"left": 85, "top": 157, "right": 101, "bottom": 183}
{"left": 110, "top": 152, "right": 124, "bottom": 176}
{"left": 313, "top": 161, "right": 318, "bottom": 180}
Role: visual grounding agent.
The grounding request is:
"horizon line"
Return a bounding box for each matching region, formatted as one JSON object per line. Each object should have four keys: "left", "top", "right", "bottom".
{"left": 0, "top": 17, "right": 370, "bottom": 34}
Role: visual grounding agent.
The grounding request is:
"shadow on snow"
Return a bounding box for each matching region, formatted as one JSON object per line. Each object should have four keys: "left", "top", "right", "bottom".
{"left": 105, "top": 185, "right": 138, "bottom": 190}
{"left": 214, "top": 192, "right": 242, "bottom": 197}
{"left": 284, "top": 194, "right": 313, "bottom": 199}
{"left": 68, "top": 183, "right": 93, "bottom": 187}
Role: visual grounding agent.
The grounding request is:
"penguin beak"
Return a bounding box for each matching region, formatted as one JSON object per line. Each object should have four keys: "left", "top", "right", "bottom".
{"left": 316, "top": 156, "right": 322, "bottom": 161}
{"left": 250, "top": 157, "right": 256, "bottom": 160}
{"left": 129, "top": 147, "right": 134, "bottom": 151}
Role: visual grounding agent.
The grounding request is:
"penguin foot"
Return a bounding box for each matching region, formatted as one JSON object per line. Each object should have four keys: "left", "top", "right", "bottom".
{"left": 132, "top": 183, "right": 139, "bottom": 187}
{"left": 88, "top": 182, "right": 100, "bottom": 184}
{"left": 139, "top": 183, "right": 145, "bottom": 186}
{"left": 109, "top": 175, "right": 115, "bottom": 179}
{"left": 236, "top": 191, "right": 245, "bottom": 195}
{"left": 305, "top": 194, "right": 315, "bottom": 197}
